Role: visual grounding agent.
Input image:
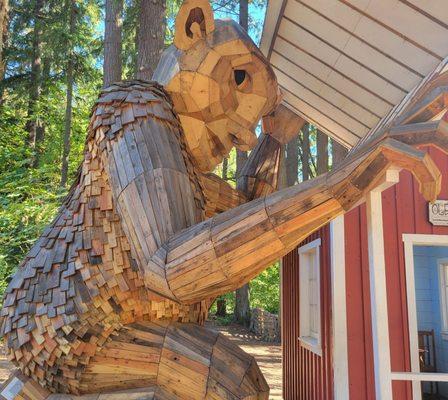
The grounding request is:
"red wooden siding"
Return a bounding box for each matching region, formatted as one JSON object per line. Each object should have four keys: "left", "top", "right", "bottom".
{"left": 282, "top": 226, "right": 333, "bottom": 400}
{"left": 282, "top": 146, "right": 448, "bottom": 400}
{"left": 344, "top": 146, "right": 448, "bottom": 400}
{"left": 344, "top": 204, "right": 376, "bottom": 400}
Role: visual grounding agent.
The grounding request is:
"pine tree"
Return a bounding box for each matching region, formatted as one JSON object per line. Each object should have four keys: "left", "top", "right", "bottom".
{"left": 26, "top": 0, "right": 45, "bottom": 167}
{"left": 136, "top": 0, "right": 166, "bottom": 80}
{"left": 316, "top": 129, "right": 328, "bottom": 175}
{"left": 60, "top": 0, "right": 76, "bottom": 187}
{"left": 300, "top": 123, "right": 311, "bottom": 181}
{"left": 234, "top": 0, "right": 250, "bottom": 327}
{"left": 104, "top": 0, "right": 123, "bottom": 86}
{"left": 286, "top": 135, "right": 299, "bottom": 186}
{"left": 0, "top": 0, "right": 8, "bottom": 79}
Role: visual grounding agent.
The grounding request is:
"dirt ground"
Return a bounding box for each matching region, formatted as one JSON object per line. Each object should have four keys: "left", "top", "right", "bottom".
{"left": 0, "top": 344, "right": 10, "bottom": 384}
{"left": 0, "top": 324, "right": 282, "bottom": 399}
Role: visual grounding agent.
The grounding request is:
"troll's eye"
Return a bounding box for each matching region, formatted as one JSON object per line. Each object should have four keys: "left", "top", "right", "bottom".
{"left": 234, "top": 70, "right": 247, "bottom": 86}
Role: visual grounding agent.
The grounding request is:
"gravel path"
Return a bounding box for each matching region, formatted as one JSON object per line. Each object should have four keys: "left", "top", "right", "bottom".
{"left": 0, "top": 346, "right": 10, "bottom": 384}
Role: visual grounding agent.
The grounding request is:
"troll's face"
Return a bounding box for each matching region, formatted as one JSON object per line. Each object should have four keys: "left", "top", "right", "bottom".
{"left": 153, "top": 0, "right": 280, "bottom": 172}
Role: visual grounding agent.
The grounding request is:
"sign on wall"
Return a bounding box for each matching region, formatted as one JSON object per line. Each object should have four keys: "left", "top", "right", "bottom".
{"left": 429, "top": 200, "right": 448, "bottom": 226}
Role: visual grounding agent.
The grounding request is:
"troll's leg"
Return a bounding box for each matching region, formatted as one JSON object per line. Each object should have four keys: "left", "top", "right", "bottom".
{"left": 84, "top": 321, "right": 268, "bottom": 399}
{"left": 157, "top": 323, "right": 269, "bottom": 399}
{"left": 0, "top": 322, "right": 268, "bottom": 399}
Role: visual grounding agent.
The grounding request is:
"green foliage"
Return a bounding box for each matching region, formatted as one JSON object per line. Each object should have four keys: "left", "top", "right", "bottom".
{"left": 209, "top": 262, "right": 280, "bottom": 316}
{"left": 0, "top": 160, "right": 63, "bottom": 275}
{"left": 0, "top": 0, "right": 282, "bottom": 320}
{"left": 213, "top": 147, "right": 237, "bottom": 185}
{"left": 0, "top": 75, "right": 99, "bottom": 298}
{"left": 211, "top": 314, "right": 234, "bottom": 326}
{"left": 0, "top": 0, "right": 102, "bottom": 300}
{"left": 250, "top": 262, "right": 279, "bottom": 314}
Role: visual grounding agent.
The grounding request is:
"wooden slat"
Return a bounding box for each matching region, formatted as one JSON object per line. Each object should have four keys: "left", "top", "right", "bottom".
{"left": 3, "top": 1, "right": 448, "bottom": 398}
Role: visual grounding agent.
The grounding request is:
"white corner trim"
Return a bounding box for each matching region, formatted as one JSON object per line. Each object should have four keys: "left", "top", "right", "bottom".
{"left": 402, "top": 233, "right": 448, "bottom": 400}
{"left": 330, "top": 216, "right": 349, "bottom": 400}
{"left": 366, "top": 189, "right": 393, "bottom": 400}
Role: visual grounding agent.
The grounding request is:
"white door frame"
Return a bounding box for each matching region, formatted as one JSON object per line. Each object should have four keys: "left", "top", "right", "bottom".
{"left": 400, "top": 233, "right": 448, "bottom": 399}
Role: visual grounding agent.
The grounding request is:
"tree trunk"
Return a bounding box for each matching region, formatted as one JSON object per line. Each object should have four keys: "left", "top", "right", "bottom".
{"left": 239, "top": 0, "right": 248, "bottom": 29}
{"left": 331, "top": 138, "right": 348, "bottom": 170}
{"left": 278, "top": 144, "right": 287, "bottom": 190}
{"left": 234, "top": 283, "right": 250, "bottom": 326}
{"left": 136, "top": 0, "right": 165, "bottom": 80}
{"left": 216, "top": 297, "right": 226, "bottom": 317}
{"left": 0, "top": 0, "right": 7, "bottom": 105}
{"left": 234, "top": 0, "right": 250, "bottom": 327}
{"left": 60, "top": 0, "right": 76, "bottom": 187}
{"left": 235, "top": 0, "right": 249, "bottom": 191}
{"left": 301, "top": 123, "right": 311, "bottom": 181}
{"left": 235, "top": 149, "right": 249, "bottom": 326}
{"left": 233, "top": 170, "right": 250, "bottom": 325}
{"left": 26, "top": 0, "right": 44, "bottom": 168}
{"left": 286, "top": 135, "right": 298, "bottom": 186}
{"left": 103, "top": 0, "right": 123, "bottom": 87}
{"left": 316, "top": 129, "right": 328, "bottom": 175}
{"left": 0, "top": 0, "right": 8, "bottom": 79}
{"left": 222, "top": 157, "right": 228, "bottom": 180}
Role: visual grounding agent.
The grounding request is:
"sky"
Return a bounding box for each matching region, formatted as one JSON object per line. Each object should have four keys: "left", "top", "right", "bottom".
{"left": 213, "top": 2, "right": 267, "bottom": 44}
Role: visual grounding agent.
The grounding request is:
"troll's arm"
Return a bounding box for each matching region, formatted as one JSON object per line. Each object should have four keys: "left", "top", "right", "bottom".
{"left": 96, "top": 83, "right": 442, "bottom": 304}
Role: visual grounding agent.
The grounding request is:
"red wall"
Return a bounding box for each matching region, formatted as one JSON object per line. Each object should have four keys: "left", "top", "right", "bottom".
{"left": 345, "top": 146, "right": 448, "bottom": 400}
{"left": 282, "top": 147, "right": 448, "bottom": 400}
{"left": 282, "top": 226, "right": 333, "bottom": 400}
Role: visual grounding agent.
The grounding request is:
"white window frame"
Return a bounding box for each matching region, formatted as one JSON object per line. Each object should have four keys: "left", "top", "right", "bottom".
{"left": 438, "top": 258, "right": 448, "bottom": 340}
{"left": 298, "top": 238, "right": 322, "bottom": 356}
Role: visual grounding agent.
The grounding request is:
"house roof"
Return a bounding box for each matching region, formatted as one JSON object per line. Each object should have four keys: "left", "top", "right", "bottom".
{"left": 260, "top": 0, "right": 448, "bottom": 148}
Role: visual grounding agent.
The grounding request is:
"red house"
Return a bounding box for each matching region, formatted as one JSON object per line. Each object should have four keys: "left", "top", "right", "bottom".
{"left": 259, "top": 2, "right": 448, "bottom": 399}
{"left": 282, "top": 144, "right": 448, "bottom": 400}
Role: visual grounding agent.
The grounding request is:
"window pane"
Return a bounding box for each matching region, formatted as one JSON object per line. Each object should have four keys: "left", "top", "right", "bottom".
{"left": 299, "top": 240, "right": 321, "bottom": 352}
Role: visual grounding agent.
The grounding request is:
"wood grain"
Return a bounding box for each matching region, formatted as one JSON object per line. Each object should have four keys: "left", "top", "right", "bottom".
{"left": 1, "top": 1, "right": 448, "bottom": 398}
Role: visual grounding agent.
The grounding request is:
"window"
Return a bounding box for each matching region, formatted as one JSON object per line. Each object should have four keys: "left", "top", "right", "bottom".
{"left": 438, "top": 260, "right": 448, "bottom": 340}
{"left": 298, "top": 238, "right": 322, "bottom": 355}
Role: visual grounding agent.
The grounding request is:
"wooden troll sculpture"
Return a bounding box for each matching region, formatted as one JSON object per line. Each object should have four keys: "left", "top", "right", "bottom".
{"left": 0, "top": 0, "right": 444, "bottom": 399}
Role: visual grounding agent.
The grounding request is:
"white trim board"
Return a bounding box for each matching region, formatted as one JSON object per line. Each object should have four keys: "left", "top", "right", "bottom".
{"left": 367, "top": 188, "right": 393, "bottom": 400}
{"left": 330, "top": 216, "right": 349, "bottom": 400}
{"left": 437, "top": 258, "right": 448, "bottom": 341}
{"left": 259, "top": 0, "right": 284, "bottom": 57}
{"left": 392, "top": 372, "right": 448, "bottom": 382}
{"left": 402, "top": 234, "right": 448, "bottom": 400}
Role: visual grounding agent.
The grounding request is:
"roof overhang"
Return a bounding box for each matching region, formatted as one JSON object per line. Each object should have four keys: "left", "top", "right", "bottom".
{"left": 261, "top": 0, "right": 448, "bottom": 148}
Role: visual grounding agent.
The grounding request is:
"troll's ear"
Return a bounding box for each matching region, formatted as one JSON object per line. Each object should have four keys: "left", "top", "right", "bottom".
{"left": 174, "top": 0, "right": 215, "bottom": 50}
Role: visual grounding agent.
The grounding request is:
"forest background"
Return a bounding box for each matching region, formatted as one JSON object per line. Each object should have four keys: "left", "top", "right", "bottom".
{"left": 0, "top": 0, "right": 344, "bottom": 326}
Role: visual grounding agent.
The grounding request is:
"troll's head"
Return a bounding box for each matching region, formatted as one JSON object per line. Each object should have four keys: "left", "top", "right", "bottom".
{"left": 153, "top": 0, "right": 280, "bottom": 172}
